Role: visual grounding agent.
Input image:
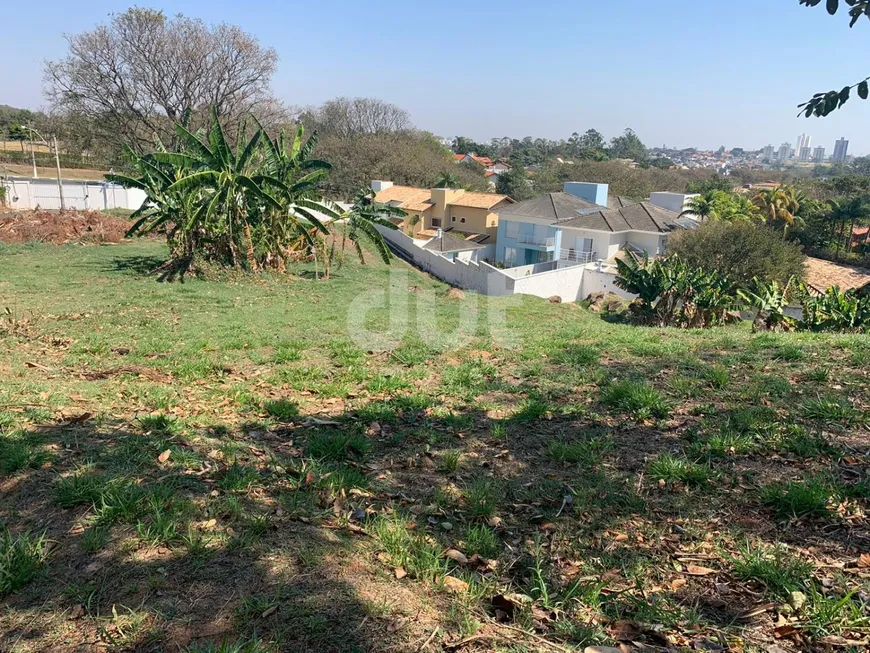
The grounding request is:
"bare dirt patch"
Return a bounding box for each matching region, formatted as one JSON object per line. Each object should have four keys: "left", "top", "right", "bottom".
{"left": 0, "top": 210, "right": 133, "bottom": 244}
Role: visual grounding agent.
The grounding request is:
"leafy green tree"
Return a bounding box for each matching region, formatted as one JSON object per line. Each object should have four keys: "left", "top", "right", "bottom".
{"left": 649, "top": 157, "right": 675, "bottom": 169}
{"left": 451, "top": 136, "right": 492, "bottom": 158}
{"left": 797, "top": 0, "right": 870, "bottom": 116}
{"left": 608, "top": 128, "right": 648, "bottom": 164}
{"left": 568, "top": 129, "right": 608, "bottom": 160}
{"left": 738, "top": 278, "right": 798, "bottom": 332}
{"left": 614, "top": 254, "right": 739, "bottom": 328}
{"left": 495, "top": 164, "right": 533, "bottom": 201}
{"left": 679, "top": 194, "right": 720, "bottom": 221}
{"left": 686, "top": 177, "right": 734, "bottom": 194}
{"left": 7, "top": 125, "right": 32, "bottom": 152}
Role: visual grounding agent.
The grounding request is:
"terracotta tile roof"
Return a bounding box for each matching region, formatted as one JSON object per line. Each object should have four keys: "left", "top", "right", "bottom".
{"left": 805, "top": 257, "right": 870, "bottom": 294}
{"left": 471, "top": 155, "right": 493, "bottom": 167}
{"left": 403, "top": 199, "right": 434, "bottom": 212}
{"left": 375, "top": 184, "right": 512, "bottom": 212}
{"left": 449, "top": 192, "right": 513, "bottom": 210}
{"left": 454, "top": 154, "right": 466, "bottom": 161}
{"left": 374, "top": 185, "right": 432, "bottom": 210}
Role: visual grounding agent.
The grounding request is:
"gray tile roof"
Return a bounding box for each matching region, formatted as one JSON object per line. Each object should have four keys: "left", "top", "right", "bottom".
{"left": 554, "top": 202, "right": 681, "bottom": 233}
{"left": 495, "top": 192, "right": 606, "bottom": 222}
{"left": 607, "top": 195, "right": 637, "bottom": 210}
{"left": 422, "top": 232, "right": 485, "bottom": 253}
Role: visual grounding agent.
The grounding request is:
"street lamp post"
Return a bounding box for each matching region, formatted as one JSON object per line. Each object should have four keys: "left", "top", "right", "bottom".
{"left": 29, "top": 126, "right": 37, "bottom": 178}
{"left": 22, "top": 126, "right": 65, "bottom": 210}
{"left": 53, "top": 136, "right": 65, "bottom": 211}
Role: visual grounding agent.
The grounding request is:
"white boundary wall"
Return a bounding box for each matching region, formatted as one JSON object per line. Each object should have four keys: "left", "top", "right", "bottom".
{"left": 376, "top": 225, "right": 513, "bottom": 295}
{"left": 2, "top": 177, "right": 147, "bottom": 212}
{"left": 376, "top": 225, "right": 636, "bottom": 303}
{"left": 512, "top": 263, "right": 585, "bottom": 301}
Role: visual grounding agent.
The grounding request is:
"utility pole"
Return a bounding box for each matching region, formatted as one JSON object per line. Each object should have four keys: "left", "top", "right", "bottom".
{"left": 53, "top": 135, "right": 65, "bottom": 211}
{"left": 29, "top": 127, "right": 37, "bottom": 178}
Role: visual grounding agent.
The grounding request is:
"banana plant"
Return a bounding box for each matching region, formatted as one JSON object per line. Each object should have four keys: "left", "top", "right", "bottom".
{"left": 801, "top": 285, "right": 870, "bottom": 332}
{"left": 738, "top": 277, "right": 797, "bottom": 332}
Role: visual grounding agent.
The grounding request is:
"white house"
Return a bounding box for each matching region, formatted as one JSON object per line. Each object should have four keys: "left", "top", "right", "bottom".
{"left": 494, "top": 182, "right": 695, "bottom": 268}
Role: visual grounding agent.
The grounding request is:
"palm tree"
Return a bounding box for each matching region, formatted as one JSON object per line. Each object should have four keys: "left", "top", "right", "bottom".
{"left": 434, "top": 171, "right": 462, "bottom": 189}
{"left": 679, "top": 194, "right": 718, "bottom": 221}
{"left": 752, "top": 186, "right": 798, "bottom": 233}
{"left": 339, "top": 188, "right": 404, "bottom": 264}
{"left": 828, "top": 197, "right": 870, "bottom": 259}
{"left": 680, "top": 191, "right": 760, "bottom": 223}
{"left": 728, "top": 194, "right": 763, "bottom": 222}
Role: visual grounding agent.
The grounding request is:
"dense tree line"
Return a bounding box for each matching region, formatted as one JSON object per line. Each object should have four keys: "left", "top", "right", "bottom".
{"left": 452, "top": 127, "right": 649, "bottom": 168}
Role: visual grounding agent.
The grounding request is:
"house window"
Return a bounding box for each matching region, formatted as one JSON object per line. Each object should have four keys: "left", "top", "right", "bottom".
{"left": 460, "top": 217, "right": 466, "bottom": 223}
{"left": 504, "top": 247, "right": 517, "bottom": 266}
{"left": 506, "top": 221, "right": 519, "bottom": 239}
{"left": 451, "top": 216, "right": 456, "bottom": 222}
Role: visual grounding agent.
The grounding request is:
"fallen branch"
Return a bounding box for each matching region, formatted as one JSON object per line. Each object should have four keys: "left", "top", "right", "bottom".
{"left": 417, "top": 626, "right": 439, "bottom": 651}
{"left": 484, "top": 621, "right": 573, "bottom": 653}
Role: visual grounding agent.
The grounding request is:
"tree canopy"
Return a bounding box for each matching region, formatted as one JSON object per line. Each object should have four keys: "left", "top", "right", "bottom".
{"left": 45, "top": 8, "right": 284, "bottom": 151}
{"left": 667, "top": 221, "right": 807, "bottom": 286}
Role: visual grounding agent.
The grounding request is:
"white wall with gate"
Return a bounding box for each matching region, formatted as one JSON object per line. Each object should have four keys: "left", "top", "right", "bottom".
{"left": 2, "top": 177, "right": 146, "bottom": 212}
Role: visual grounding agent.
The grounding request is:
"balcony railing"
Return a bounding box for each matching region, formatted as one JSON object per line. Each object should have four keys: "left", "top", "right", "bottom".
{"left": 516, "top": 233, "right": 555, "bottom": 247}
{"left": 559, "top": 249, "right": 596, "bottom": 264}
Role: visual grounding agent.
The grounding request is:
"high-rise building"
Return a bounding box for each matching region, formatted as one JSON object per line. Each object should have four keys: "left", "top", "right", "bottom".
{"left": 813, "top": 146, "right": 825, "bottom": 162}
{"left": 833, "top": 138, "right": 849, "bottom": 162}
{"left": 799, "top": 147, "right": 811, "bottom": 162}
{"left": 796, "top": 133, "right": 811, "bottom": 153}
{"left": 762, "top": 145, "right": 775, "bottom": 161}
{"left": 778, "top": 142, "right": 792, "bottom": 162}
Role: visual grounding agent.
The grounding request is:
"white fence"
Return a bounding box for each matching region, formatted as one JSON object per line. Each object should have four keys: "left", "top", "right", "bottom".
{"left": 2, "top": 177, "right": 147, "bottom": 212}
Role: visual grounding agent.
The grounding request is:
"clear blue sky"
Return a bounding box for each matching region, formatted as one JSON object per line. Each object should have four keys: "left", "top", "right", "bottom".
{"left": 4, "top": 0, "right": 870, "bottom": 154}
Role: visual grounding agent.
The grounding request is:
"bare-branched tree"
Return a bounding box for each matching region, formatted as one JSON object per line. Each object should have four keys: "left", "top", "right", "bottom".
{"left": 44, "top": 8, "right": 284, "bottom": 151}
{"left": 302, "top": 97, "right": 413, "bottom": 138}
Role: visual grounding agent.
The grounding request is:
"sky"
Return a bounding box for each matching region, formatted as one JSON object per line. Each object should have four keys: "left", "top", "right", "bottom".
{"left": 3, "top": 0, "right": 870, "bottom": 154}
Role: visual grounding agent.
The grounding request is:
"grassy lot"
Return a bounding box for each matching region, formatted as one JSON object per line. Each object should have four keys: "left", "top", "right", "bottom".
{"left": 1, "top": 240, "right": 869, "bottom": 652}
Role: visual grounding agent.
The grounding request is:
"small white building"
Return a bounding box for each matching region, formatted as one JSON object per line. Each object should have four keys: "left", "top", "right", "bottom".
{"left": 421, "top": 230, "right": 485, "bottom": 263}
{"left": 648, "top": 192, "right": 699, "bottom": 215}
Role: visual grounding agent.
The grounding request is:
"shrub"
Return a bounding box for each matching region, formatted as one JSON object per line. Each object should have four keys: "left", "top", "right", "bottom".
{"left": 667, "top": 221, "right": 806, "bottom": 286}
